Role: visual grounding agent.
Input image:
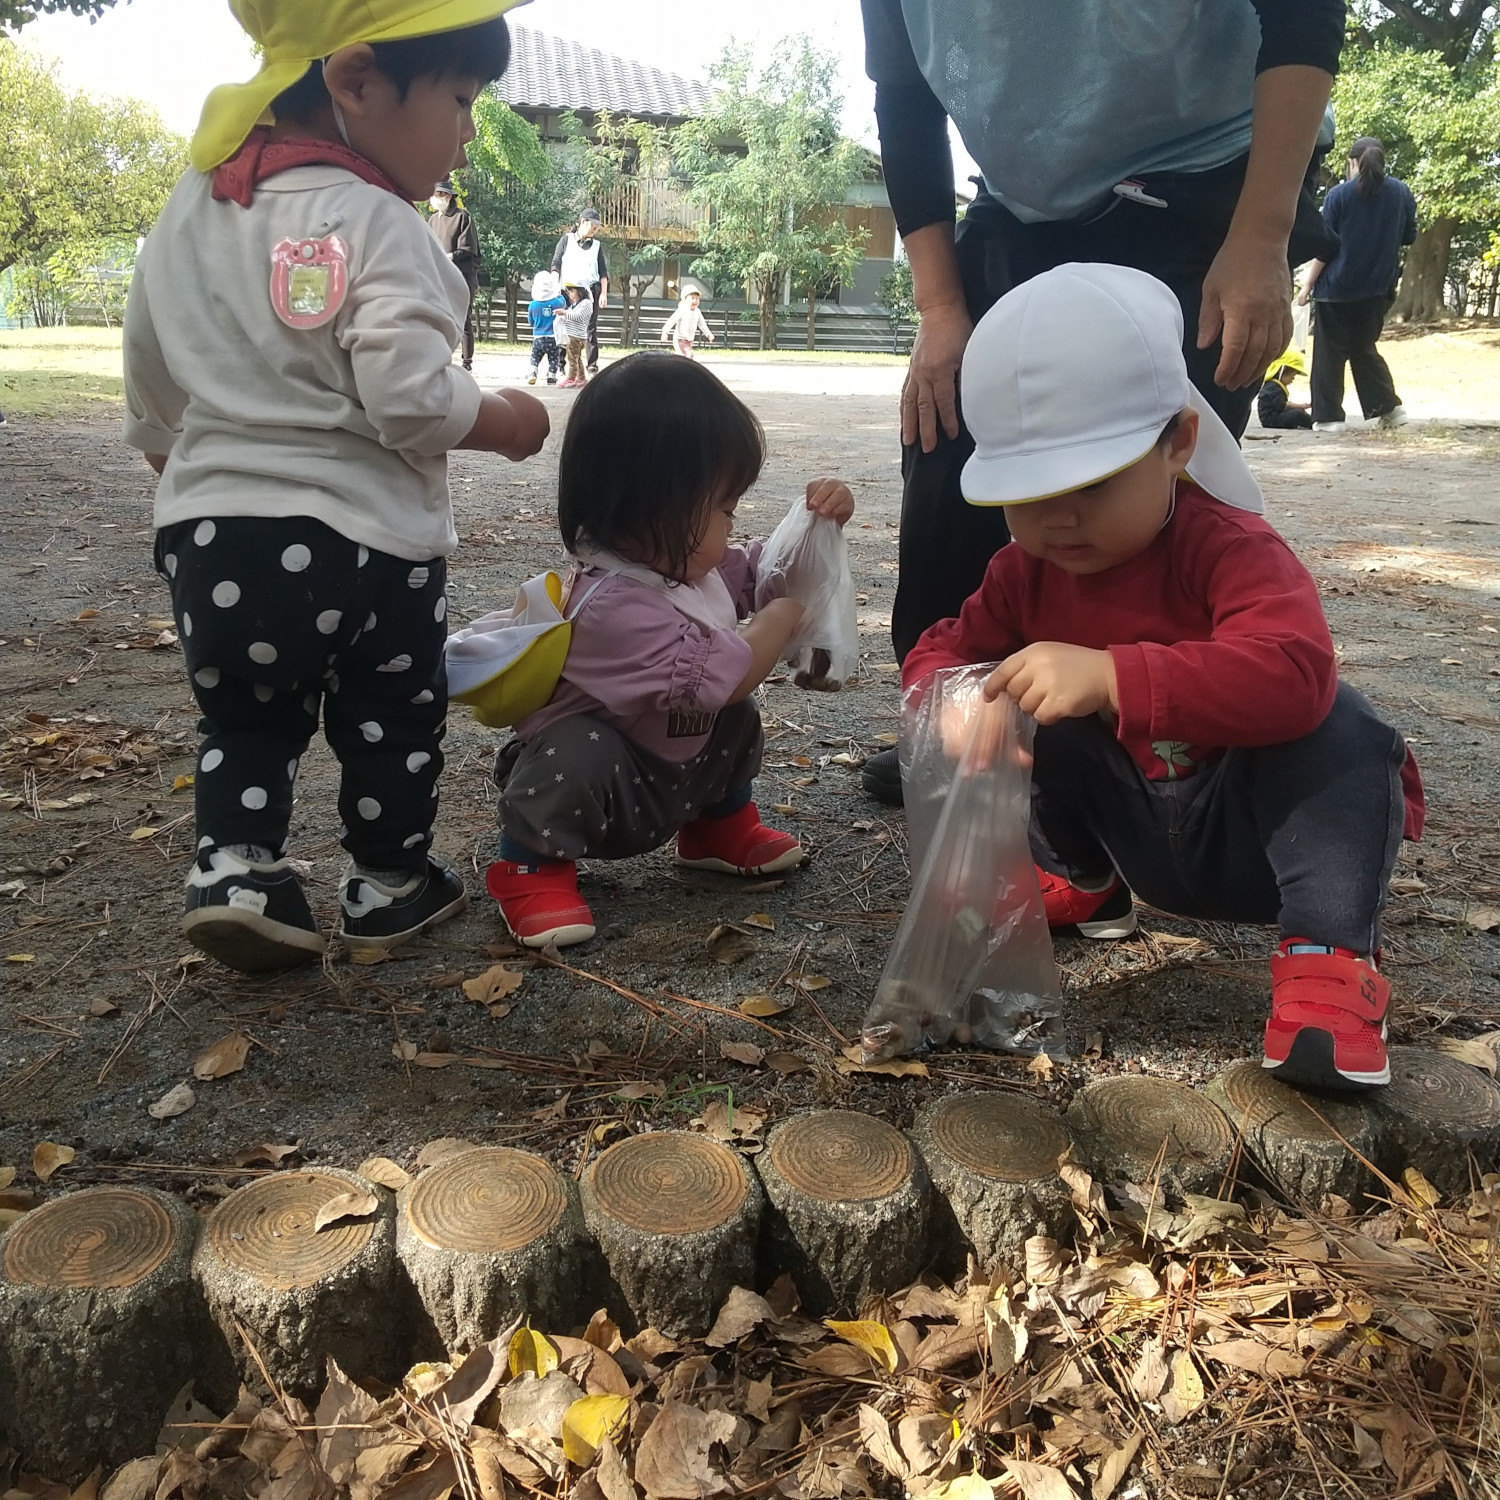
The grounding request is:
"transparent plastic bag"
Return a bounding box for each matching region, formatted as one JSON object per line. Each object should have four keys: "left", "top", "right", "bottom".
{"left": 860, "top": 666, "right": 1065, "bottom": 1062}
{"left": 753, "top": 501, "right": 860, "bottom": 690}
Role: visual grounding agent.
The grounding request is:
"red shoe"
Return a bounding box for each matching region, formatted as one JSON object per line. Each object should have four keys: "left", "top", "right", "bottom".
{"left": 485, "top": 859, "right": 595, "bottom": 948}
{"left": 1263, "top": 939, "right": 1390, "bottom": 1089}
{"left": 676, "top": 802, "right": 804, "bottom": 876}
{"left": 1034, "top": 867, "right": 1137, "bottom": 939}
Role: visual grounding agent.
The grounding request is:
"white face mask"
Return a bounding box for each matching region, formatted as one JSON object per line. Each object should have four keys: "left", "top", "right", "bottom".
{"left": 430, "top": 195, "right": 451, "bottom": 212}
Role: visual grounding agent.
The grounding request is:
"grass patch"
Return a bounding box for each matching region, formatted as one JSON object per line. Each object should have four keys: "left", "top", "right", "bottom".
{"left": 0, "top": 327, "right": 125, "bottom": 418}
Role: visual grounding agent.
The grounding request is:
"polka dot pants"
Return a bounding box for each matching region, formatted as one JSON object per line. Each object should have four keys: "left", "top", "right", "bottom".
{"left": 156, "top": 516, "right": 448, "bottom": 873}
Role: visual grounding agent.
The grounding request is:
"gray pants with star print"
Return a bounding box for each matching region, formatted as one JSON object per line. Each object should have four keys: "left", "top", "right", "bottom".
{"left": 156, "top": 515, "right": 448, "bottom": 874}
{"left": 496, "top": 701, "right": 764, "bottom": 862}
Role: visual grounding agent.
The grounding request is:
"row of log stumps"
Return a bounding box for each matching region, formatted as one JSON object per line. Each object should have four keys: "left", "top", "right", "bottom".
{"left": 3, "top": 1050, "right": 1499, "bottom": 1478}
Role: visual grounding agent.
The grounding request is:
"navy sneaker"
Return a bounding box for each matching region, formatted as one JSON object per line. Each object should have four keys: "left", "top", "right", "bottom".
{"left": 183, "top": 847, "right": 324, "bottom": 972}
{"left": 340, "top": 856, "right": 468, "bottom": 950}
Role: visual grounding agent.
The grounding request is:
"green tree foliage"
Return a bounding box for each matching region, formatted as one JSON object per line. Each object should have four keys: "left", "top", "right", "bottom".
{"left": 1, "top": 0, "right": 125, "bottom": 28}
{"left": 0, "top": 40, "right": 184, "bottom": 321}
{"left": 676, "top": 38, "right": 868, "bottom": 350}
{"left": 463, "top": 93, "right": 580, "bottom": 341}
{"left": 876, "top": 256, "right": 916, "bottom": 353}
{"left": 1335, "top": 4, "right": 1500, "bottom": 319}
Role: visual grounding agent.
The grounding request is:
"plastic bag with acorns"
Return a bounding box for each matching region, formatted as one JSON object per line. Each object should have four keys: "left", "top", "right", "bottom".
{"left": 859, "top": 665, "right": 1065, "bottom": 1062}
{"left": 753, "top": 499, "right": 860, "bottom": 691}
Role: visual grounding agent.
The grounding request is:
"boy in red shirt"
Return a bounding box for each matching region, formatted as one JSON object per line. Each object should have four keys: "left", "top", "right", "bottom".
{"left": 904, "top": 264, "right": 1422, "bottom": 1091}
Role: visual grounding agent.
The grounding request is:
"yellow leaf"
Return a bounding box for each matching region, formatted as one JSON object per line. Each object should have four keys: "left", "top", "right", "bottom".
{"left": 789, "top": 972, "right": 831, "bottom": 991}
{"left": 742, "top": 913, "right": 775, "bottom": 931}
{"left": 740, "top": 994, "right": 792, "bottom": 1018}
{"left": 6, "top": 954, "right": 36, "bottom": 963}
{"left": 835, "top": 1046, "right": 929, "bottom": 1079}
{"left": 359, "top": 1156, "right": 412, "bottom": 1191}
{"left": 825, "top": 1319, "right": 899, "bottom": 1374}
{"left": 925, "top": 1476, "right": 994, "bottom": 1500}
{"left": 509, "top": 1326, "right": 560, "bottom": 1379}
{"left": 33, "top": 1142, "right": 75, "bottom": 1181}
{"left": 561, "top": 1393, "right": 630, "bottom": 1465}
{"left": 130, "top": 826, "right": 159, "bottom": 840}
{"left": 349, "top": 947, "right": 392, "bottom": 965}
{"left": 1401, "top": 1167, "right": 1441, "bottom": 1209}
{"left": 1170, "top": 1349, "right": 1204, "bottom": 1414}
{"left": 171, "top": 774, "right": 194, "bottom": 793}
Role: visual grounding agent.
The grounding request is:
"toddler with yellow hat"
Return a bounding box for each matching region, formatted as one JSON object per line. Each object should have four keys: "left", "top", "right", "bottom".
{"left": 123, "top": 0, "right": 546, "bottom": 973}
{"left": 904, "top": 264, "right": 1424, "bottom": 1093}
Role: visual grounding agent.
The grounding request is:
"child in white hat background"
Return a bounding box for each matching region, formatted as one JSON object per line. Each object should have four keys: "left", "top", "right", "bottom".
{"left": 122, "top": 0, "right": 547, "bottom": 973}
{"left": 903, "top": 263, "right": 1423, "bottom": 1092}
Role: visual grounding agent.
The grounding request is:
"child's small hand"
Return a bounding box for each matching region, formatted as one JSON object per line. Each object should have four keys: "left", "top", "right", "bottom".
{"left": 462, "top": 389, "right": 550, "bottom": 460}
{"left": 805, "top": 477, "right": 854, "bottom": 526}
{"left": 985, "top": 643, "right": 1117, "bottom": 726}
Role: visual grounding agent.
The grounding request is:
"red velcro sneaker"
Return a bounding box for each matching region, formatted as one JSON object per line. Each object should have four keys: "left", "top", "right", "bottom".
{"left": 485, "top": 859, "right": 595, "bottom": 949}
{"left": 1034, "top": 867, "right": 1137, "bottom": 939}
{"left": 1263, "top": 938, "right": 1390, "bottom": 1090}
{"left": 676, "top": 802, "right": 804, "bottom": 877}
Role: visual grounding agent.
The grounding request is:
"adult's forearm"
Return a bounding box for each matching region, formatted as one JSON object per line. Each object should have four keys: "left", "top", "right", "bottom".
{"left": 903, "top": 222, "right": 965, "bottom": 313}
{"left": 1228, "top": 65, "right": 1333, "bottom": 248}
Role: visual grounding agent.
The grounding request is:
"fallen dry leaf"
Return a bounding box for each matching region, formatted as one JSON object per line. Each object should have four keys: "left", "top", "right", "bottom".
{"left": 358, "top": 1156, "right": 413, "bottom": 1191}
{"left": 1434, "top": 1034, "right": 1498, "bottom": 1075}
{"left": 313, "top": 1189, "right": 378, "bottom": 1232}
{"left": 392, "top": 1039, "right": 419, "bottom": 1062}
{"left": 1003, "top": 1457, "right": 1078, "bottom": 1500}
{"left": 1463, "top": 904, "right": 1500, "bottom": 932}
{"left": 416, "top": 1137, "right": 479, "bottom": 1168}
{"left": 705, "top": 924, "right": 757, "bottom": 964}
{"left": 764, "top": 1051, "right": 812, "bottom": 1074}
{"left": 192, "top": 1031, "right": 251, "bottom": 1081}
{"left": 705, "top": 1286, "right": 774, "bottom": 1347}
{"left": 742, "top": 912, "right": 775, "bottom": 930}
{"left": 739, "top": 993, "right": 792, "bottom": 1018}
{"left": 232, "top": 1141, "right": 300, "bottom": 1168}
{"left": 826, "top": 1318, "right": 899, "bottom": 1374}
{"left": 0, "top": 1166, "right": 14, "bottom": 1190}
{"left": 633, "top": 1398, "right": 738, "bottom": 1498}
{"left": 720, "top": 1040, "right": 765, "bottom": 1068}
{"left": 560, "top": 1393, "right": 630, "bottom": 1466}
{"left": 129, "top": 825, "right": 159, "bottom": 840}
{"left": 836, "top": 1045, "right": 928, "bottom": 1079}
{"left": 33, "top": 1141, "right": 75, "bottom": 1181}
{"left": 89, "top": 997, "right": 120, "bottom": 1017}
{"left": 509, "top": 1326, "right": 561, "bottom": 1379}
{"left": 147, "top": 1083, "right": 195, "bottom": 1120}
{"left": 463, "top": 963, "right": 525, "bottom": 1006}
{"left": 787, "top": 972, "right": 831, "bottom": 991}
{"left": 857, "top": 1404, "right": 909, "bottom": 1481}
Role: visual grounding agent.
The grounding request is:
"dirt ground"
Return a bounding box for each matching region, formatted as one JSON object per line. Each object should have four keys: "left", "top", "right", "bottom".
{"left": 2, "top": 362, "right": 1498, "bottom": 1201}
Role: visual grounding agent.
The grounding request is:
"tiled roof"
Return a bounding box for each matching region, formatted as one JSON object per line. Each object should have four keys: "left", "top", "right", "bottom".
{"left": 496, "top": 25, "right": 713, "bottom": 121}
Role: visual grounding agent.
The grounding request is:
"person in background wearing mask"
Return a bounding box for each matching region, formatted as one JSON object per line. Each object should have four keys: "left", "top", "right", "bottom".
{"left": 552, "top": 208, "right": 609, "bottom": 375}
{"left": 428, "top": 177, "right": 482, "bottom": 370}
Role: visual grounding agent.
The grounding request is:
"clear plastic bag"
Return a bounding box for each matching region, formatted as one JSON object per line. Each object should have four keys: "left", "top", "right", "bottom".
{"left": 753, "top": 501, "right": 860, "bottom": 690}
{"left": 860, "top": 666, "right": 1065, "bottom": 1062}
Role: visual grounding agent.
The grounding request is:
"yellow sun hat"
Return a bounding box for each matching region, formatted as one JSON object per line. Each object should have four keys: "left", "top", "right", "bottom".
{"left": 1266, "top": 347, "right": 1308, "bottom": 380}
{"left": 190, "top": 0, "right": 528, "bottom": 172}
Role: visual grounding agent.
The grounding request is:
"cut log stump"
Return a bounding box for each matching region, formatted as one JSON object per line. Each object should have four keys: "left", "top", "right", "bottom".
{"left": 1066, "top": 1076, "right": 1234, "bottom": 1193}
{"left": 193, "top": 1167, "right": 397, "bottom": 1401}
{"left": 0, "top": 1186, "right": 209, "bottom": 1480}
{"left": 1370, "top": 1046, "right": 1500, "bottom": 1194}
{"left": 909, "top": 1092, "right": 1072, "bottom": 1276}
{"left": 581, "top": 1131, "right": 761, "bottom": 1338}
{"left": 397, "top": 1146, "right": 587, "bottom": 1356}
{"left": 1206, "top": 1061, "right": 1379, "bottom": 1205}
{"left": 757, "top": 1110, "right": 931, "bottom": 1312}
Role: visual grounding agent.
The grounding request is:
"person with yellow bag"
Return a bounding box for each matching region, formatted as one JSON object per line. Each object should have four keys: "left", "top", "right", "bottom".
{"left": 122, "top": 0, "right": 548, "bottom": 973}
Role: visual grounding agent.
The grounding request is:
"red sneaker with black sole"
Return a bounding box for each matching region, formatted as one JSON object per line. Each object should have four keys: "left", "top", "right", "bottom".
{"left": 1263, "top": 938, "right": 1390, "bottom": 1090}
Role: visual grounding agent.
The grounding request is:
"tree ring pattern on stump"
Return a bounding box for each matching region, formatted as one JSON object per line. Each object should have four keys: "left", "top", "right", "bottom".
{"left": 769, "top": 1110, "right": 913, "bottom": 1203}
{"left": 1214, "top": 1061, "right": 1358, "bottom": 1144}
{"left": 2, "top": 1188, "right": 176, "bottom": 1290}
{"left": 406, "top": 1148, "right": 566, "bottom": 1253}
{"left": 589, "top": 1133, "right": 746, "bottom": 1235}
{"left": 206, "top": 1171, "right": 376, "bottom": 1290}
{"left": 1074, "top": 1077, "right": 1232, "bottom": 1168}
{"left": 926, "top": 1093, "right": 1070, "bottom": 1182}
{"left": 1382, "top": 1046, "right": 1500, "bottom": 1129}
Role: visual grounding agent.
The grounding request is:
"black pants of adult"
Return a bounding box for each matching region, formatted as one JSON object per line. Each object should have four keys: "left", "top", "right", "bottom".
{"left": 1028, "top": 682, "right": 1408, "bottom": 955}
{"left": 891, "top": 151, "right": 1339, "bottom": 663}
{"left": 585, "top": 282, "right": 603, "bottom": 372}
{"left": 155, "top": 515, "right": 448, "bottom": 875}
{"left": 457, "top": 263, "right": 480, "bottom": 370}
{"left": 1309, "top": 296, "right": 1401, "bottom": 423}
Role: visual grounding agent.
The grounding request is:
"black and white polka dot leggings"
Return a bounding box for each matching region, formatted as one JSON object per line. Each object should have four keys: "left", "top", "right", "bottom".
{"left": 155, "top": 515, "right": 449, "bottom": 874}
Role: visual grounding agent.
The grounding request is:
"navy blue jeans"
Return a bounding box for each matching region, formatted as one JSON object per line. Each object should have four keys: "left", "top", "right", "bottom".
{"left": 1028, "top": 683, "right": 1408, "bottom": 954}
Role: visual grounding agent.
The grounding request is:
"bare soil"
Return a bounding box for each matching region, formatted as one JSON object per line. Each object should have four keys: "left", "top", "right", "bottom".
{"left": 2, "top": 384, "right": 1497, "bottom": 1201}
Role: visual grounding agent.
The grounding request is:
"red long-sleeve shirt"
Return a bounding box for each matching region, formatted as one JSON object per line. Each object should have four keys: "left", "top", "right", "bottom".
{"left": 904, "top": 482, "right": 1423, "bottom": 834}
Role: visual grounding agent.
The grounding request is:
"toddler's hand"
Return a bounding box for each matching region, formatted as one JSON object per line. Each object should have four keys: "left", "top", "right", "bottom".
{"left": 985, "top": 643, "right": 1117, "bottom": 725}
{"left": 805, "top": 477, "right": 855, "bottom": 526}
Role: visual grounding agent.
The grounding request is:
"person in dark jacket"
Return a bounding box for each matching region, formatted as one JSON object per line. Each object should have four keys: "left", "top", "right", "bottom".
{"left": 1299, "top": 137, "right": 1417, "bottom": 431}
{"left": 857, "top": 0, "right": 1345, "bottom": 806}
{"left": 1257, "top": 350, "right": 1313, "bottom": 428}
{"left": 428, "top": 178, "right": 482, "bottom": 370}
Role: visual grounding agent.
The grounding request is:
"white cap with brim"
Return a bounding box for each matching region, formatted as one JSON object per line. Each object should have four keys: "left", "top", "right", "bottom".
{"left": 959, "top": 263, "right": 1263, "bottom": 514}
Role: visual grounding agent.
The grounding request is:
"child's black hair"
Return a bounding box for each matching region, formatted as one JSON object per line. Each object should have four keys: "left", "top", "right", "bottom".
{"left": 558, "top": 353, "right": 765, "bottom": 583}
{"left": 271, "top": 18, "right": 511, "bottom": 121}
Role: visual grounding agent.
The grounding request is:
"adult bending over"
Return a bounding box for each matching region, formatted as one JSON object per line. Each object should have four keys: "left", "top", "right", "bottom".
{"left": 552, "top": 209, "right": 609, "bottom": 375}
{"left": 1299, "top": 137, "right": 1416, "bottom": 432}
{"left": 860, "top": 0, "right": 1345, "bottom": 803}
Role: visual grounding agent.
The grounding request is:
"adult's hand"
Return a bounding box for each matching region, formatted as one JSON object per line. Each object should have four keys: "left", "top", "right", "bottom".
{"left": 1198, "top": 231, "right": 1293, "bottom": 390}
{"left": 901, "top": 299, "right": 973, "bottom": 452}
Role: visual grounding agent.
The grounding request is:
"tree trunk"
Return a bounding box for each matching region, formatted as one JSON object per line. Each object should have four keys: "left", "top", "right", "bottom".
{"left": 756, "top": 1111, "right": 931, "bottom": 1314}
{"left": 1370, "top": 1046, "right": 1500, "bottom": 1195}
{"left": 506, "top": 277, "right": 519, "bottom": 344}
{"left": 758, "top": 278, "right": 777, "bottom": 351}
{"left": 1392, "top": 218, "right": 1455, "bottom": 323}
{"left": 1066, "top": 1076, "right": 1234, "bottom": 1195}
{"left": 805, "top": 296, "right": 818, "bottom": 351}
